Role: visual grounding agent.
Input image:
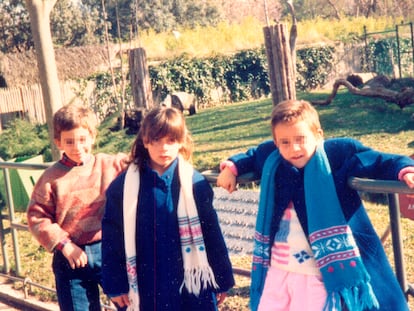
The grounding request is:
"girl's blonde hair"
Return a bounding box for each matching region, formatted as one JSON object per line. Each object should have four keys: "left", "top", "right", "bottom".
{"left": 130, "top": 106, "right": 193, "bottom": 168}
{"left": 270, "top": 99, "right": 321, "bottom": 138}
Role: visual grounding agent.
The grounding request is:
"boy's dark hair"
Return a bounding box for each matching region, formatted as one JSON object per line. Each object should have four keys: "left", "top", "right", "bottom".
{"left": 53, "top": 104, "right": 98, "bottom": 140}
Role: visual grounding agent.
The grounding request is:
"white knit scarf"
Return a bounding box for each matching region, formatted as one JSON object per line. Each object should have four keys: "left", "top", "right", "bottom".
{"left": 123, "top": 156, "right": 218, "bottom": 310}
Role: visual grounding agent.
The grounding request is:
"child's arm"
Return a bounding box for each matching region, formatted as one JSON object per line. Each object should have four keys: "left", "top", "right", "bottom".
{"left": 27, "top": 198, "right": 89, "bottom": 269}
{"left": 101, "top": 175, "right": 130, "bottom": 300}
{"left": 399, "top": 171, "right": 414, "bottom": 188}
{"left": 59, "top": 241, "right": 88, "bottom": 269}
{"left": 216, "top": 292, "right": 227, "bottom": 305}
{"left": 217, "top": 140, "right": 276, "bottom": 192}
{"left": 27, "top": 191, "right": 70, "bottom": 252}
{"left": 217, "top": 164, "right": 237, "bottom": 193}
{"left": 110, "top": 294, "right": 130, "bottom": 309}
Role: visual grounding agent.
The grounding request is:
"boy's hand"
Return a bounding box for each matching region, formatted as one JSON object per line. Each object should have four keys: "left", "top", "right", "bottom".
{"left": 402, "top": 172, "right": 414, "bottom": 189}
{"left": 217, "top": 167, "right": 237, "bottom": 193}
{"left": 216, "top": 292, "right": 227, "bottom": 305}
{"left": 61, "top": 242, "right": 88, "bottom": 269}
{"left": 111, "top": 294, "right": 130, "bottom": 308}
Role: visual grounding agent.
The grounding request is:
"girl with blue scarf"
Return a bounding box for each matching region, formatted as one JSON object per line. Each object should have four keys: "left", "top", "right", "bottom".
{"left": 217, "top": 100, "right": 414, "bottom": 311}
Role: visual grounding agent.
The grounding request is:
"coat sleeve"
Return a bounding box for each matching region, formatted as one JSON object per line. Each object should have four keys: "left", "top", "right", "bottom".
{"left": 193, "top": 171, "right": 235, "bottom": 292}
{"left": 228, "top": 139, "right": 276, "bottom": 178}
{"left": 26, "top": 166, "right": 69, "bottom": 252}
{"left": 325, "top": 138, "right": 414, "bottom": 180}
{"left": 101, "top": 173, "right": 130, "bottom": 297}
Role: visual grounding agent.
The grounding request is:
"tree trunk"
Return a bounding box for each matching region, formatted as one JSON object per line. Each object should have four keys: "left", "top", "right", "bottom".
{"left": 129, "top": 48, "right": 154, "bottom": 109}
{"left": 25, "top": 0, "right": 62, "bottom": 161}
{"left": 286, "top": 0, "right": 297, "bottom": 77}
{"left": 263, "top": 23, "right": 296, "bottom": 105}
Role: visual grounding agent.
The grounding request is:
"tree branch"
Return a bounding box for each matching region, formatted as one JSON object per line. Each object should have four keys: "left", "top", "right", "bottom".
{"left": 311, "top": 79, "right": 414, "bottom": 109}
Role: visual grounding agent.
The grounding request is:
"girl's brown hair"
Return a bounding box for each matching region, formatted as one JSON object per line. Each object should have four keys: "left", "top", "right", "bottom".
{"left": 130, "top": 106, "right": 193, "bottom": 168}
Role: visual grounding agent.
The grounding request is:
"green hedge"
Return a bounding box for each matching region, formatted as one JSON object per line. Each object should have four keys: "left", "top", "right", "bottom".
{"left": 149, "top": 45, "right": 336, "bottom": 105}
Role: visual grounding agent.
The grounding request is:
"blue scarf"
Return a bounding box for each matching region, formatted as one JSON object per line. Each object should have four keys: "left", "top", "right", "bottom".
{"left": 250, "top": 143, "right": 379, "bottom": 311}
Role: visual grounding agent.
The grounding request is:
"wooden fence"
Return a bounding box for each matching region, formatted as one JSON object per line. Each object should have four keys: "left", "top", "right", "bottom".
{"left": 0, "top": 81, "right": 93, "bottom": 131}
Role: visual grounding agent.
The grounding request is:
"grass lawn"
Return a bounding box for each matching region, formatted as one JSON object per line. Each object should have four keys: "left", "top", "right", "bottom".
{"left": 1, "top": 90, "right": 414, "bottom": 309}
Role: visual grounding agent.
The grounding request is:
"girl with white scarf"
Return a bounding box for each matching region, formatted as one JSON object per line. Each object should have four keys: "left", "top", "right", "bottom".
{"left": 102, "top": 107, "right": 234, "bottom": 311}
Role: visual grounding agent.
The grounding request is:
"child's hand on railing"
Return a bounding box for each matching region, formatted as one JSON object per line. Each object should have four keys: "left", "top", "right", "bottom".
{"left": 402, "top": 172, "right": 414, "bottom": 189}
{"left": 217, "top": 167, "right": 237, "bottom": 193}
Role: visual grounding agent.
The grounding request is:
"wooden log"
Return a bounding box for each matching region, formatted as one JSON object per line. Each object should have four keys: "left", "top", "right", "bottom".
{"left": 129, "top": 48, "right": 153, "bottom": 109}
{"left": 276, "top": 24, "right": 289, "bottom": 102}
{"left": 281, "top": 25, "right": 296, "bottom": 100}
{"left": 263, "top": 23, "right": 296, "bottom": 106}
{"left": 263, "top": 27, "right": 278, "bottom": 104}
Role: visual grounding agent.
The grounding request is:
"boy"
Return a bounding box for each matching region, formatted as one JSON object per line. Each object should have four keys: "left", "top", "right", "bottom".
{"left": 27, "top": 104, "right": 128, "bottom": 311}
{"left": 217, "top": 99, "right": 414, "bottom": 311}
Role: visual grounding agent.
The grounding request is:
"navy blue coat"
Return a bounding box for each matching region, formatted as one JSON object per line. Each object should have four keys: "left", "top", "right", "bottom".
{"left": 230, "top": 138, "right": 412, "bottom": 311}
{"left": 101, "top": 160, "right": 234, "bottom": 311}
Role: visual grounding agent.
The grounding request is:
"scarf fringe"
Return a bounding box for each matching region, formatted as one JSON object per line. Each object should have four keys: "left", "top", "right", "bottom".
{"left": 323, "top": 282, "right": 379, "bottom": 311}
{"left": 181, "top": 266, "right": 219, "bottom": 296}
{"left": 123, "top": 158, "right": 218, "bottom": 309}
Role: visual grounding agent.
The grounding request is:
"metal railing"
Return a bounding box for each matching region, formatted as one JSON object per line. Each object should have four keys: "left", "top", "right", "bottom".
{"left": 0, "top": 162, "right": 413, "bottom": 305}
{"left": 363, "top": 22, "right": 414, "bottom": 78}
{"left": 0, "top": 159, "right": 118, "bottom": 310}
{"left": 204, "top": 171, "right": 414, "bottom": 299}
{"left": 348, "top": 177, "right": 414, "bottom": 298}
{"left": 0, "top": 159, "right": 51, "bottom": 275}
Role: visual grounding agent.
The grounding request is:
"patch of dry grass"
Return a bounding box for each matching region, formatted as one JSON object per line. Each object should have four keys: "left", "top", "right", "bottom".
{"left": 138, "top": 16, "right": 399, "bottom": 60}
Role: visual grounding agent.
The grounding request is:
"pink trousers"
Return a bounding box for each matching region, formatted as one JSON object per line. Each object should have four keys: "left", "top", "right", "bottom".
{"left": 258, "top": 266, "right": 328, "bottom": 311}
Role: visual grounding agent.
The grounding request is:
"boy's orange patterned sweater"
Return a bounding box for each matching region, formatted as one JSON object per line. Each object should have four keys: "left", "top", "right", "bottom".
{"left": 27, "top": 153, "right": 127, "bottom": 252}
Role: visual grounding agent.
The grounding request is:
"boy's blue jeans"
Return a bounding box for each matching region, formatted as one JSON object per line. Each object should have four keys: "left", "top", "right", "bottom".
{"left": 52, "top": 241, "right": 102, "bottom": 311}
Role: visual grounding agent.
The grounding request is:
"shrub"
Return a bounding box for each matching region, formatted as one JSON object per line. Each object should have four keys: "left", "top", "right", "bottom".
{"left": 296, "top": 45, "right": 335, "bottom": 90}
{"left": 149, "top": 45, "right": 333, "bottom": 105}
{"left": 0, "top": 119, "right": 50, "bottom": 161}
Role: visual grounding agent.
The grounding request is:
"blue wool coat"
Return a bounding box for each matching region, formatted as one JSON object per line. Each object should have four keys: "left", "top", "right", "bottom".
{"left": 229, "top": 138, "right": 412, "bottom": 311}
{"left": 101, "top": 160, "right": 234, "bottom": 311}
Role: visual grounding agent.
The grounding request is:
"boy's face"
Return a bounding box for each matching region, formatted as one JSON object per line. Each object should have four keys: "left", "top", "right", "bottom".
{"left": 273, "top": 120, "right": 323, "bottom": 169}
{"left": 54, "top": 127, "right": 95, "bottom": 164}
{"left": 144, "top": 135, "right": 182, "bottom": 175}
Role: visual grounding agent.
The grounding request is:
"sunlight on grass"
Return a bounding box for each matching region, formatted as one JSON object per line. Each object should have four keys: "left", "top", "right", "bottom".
{"left": 187, "top": 99, "right": 273, "bottom": 170}
{"left": 1, "top": 90, "right": 414, "bottom": 309}
{"left": 188, "top": 91, "right": 414, "bottom": 170}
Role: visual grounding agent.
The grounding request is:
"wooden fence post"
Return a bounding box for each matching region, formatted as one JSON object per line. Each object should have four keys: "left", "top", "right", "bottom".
{"left": 129, "top": 47, "right": 153, "bottom": 109}
{"left": 263, "top": 23, "right": 296, "bottom": 105}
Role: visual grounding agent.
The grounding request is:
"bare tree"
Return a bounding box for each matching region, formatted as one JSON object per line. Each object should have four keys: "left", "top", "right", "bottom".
{"left": 25, "top": 0, "right": 62, "bottom": 160}
{"left": 285, "top": 0, "right": 297, "bottom": 74}
{"left": 263, "top": 0, "right": 270, "bottom": 26}
{"left": 326, "top": 0, "right": 341, "bottom": 20}
{"left": 101, "top": 0, "right": 131, "bottom": 128}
